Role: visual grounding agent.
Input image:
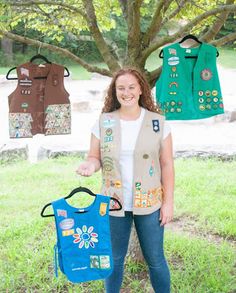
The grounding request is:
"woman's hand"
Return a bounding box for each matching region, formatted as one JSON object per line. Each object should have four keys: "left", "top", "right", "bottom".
{"left": 76, "top": 161, "right": 96, "bottom": 177}
{"left": 160, "top": 202, "right": 174, "bottom": 226}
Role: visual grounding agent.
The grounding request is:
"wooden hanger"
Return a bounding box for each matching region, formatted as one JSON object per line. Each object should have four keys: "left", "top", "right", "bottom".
{"left": 40, "top": 186, "right": 122, "bottom": 217}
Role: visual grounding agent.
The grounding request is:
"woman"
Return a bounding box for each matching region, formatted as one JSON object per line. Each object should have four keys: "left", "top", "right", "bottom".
{"left": 77, "top": 68, "right": 174, "bottom": 293}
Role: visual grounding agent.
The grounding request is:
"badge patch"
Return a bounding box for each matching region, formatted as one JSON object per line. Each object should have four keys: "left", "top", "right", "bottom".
{"left": 62, "top": 229, "right": 74, "bottom": 236}
{"left": 99, "top": 203, "right": 107, "bottom": 216}
{"left": 57, "top": 209, "right": 67, "bottom": 218}
{"left": 73, "top": 226, "right": 98, "bottom": 249}
{"left": 59, "top": 218, "right": 74, "bottom": 230}
{"left": 168, "top": 56, "right": 179, "bottom": 66}
{"left": 201, "top": 69, "right": 212, "bottom": 81}
{"left": 152, "top": 120, "right": 159, "bottom": 132}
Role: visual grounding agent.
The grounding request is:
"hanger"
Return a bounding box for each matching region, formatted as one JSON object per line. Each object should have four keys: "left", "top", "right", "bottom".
{"left": 6, "top": 54, "right": 70, "bottom": 80}
{"left": 41, "top": 186, "right": 122, "bottom": 217}
{"left": 159, "top": 34, "right": 219, "bottom": 58}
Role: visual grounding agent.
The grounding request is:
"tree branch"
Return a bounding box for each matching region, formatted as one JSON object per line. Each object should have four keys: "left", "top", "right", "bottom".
{"left": 142, "top": 0, "right": 171, "bottom": 47}
{"left": 211, "top": 32, "right": 236, "bottom": 46}
{"left": 161, "top": 0, "right": 189, "bottom": 27}
{"left": 7, "top": 0, "right": 86, "bottom": 17}
{"left": 0, "top": 30, "right": 112, "bottom": 76}
{"left": 141, "top": 4, "right": 236, "bottom": 63}
{"left": 126, "top": 0, "right": 142, "bottom": 63}
{"left": 118, "top": 0, "right": 128, "bottom": 21}
{"left": 81, "top": 0, "right": 120, "bottom": 72}
{"left": 201, "top": 0, "right": 235, "bottom": 42}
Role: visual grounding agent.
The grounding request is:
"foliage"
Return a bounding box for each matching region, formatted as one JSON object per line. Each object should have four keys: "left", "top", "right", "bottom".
{"left": 0, "top": 156, "right": 235, "bottom": 292}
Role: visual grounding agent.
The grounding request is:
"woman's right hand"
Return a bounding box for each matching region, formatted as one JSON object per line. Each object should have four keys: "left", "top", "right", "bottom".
{"left": 76, "top": 161, "right": 96, "bottom": 177}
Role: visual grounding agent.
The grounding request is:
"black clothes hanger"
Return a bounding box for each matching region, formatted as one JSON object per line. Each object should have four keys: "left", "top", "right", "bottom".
{"left": 41, "top": 186, "right": 122, "bottom": 217}
{"left": 6, "top": 54, "right": 70, "bottom": 80}
{"left": 159, "top": 34, "right": 219, "bottom": 58}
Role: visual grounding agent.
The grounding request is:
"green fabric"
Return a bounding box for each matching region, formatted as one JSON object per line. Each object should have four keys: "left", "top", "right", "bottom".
{"left": 155, "top": 42, "right": 224, "bottom": 120}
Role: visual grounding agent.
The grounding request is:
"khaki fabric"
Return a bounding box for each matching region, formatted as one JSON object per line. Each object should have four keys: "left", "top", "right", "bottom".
{"left": 100, "top": 109, "right": 165, "bottom": 217}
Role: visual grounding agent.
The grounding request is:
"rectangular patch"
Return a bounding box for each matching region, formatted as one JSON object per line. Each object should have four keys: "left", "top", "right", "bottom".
{"left": 99, "top": 203, "right": 107, "bottom": 216}
{"left": 62, "top": 229, "right": 74, "bottom": 236}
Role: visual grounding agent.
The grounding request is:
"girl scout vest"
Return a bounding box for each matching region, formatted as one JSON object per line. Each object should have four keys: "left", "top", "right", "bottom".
{"left": 8, "top": 62, "right": 71, "bottom": 138}
{"left": 100, "top": 109, "right": 164, "bottom": 217}
{"left": 155, "top": 42, "right": 224, "bottom": 120}
{"left": 52, "top": 194, "right": 113, "bottom": 283}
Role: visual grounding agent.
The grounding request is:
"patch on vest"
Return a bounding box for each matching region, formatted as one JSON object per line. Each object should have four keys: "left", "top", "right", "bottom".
{"left": 152, "top": 119, "right": 160, "bottom": 132}
{"left": 45, "top": 103, "right": 71, "bottom": 135}
{"left": 73, "top": 225, "right": 98, "bottom": 249}
{"left": 134, "top": 183, "right": 162, "bottom": 208}
{"left": 9, "top": 112, "right": 33, "bottom": 138}
{"left": 90, "top": 255, "right": 111, "bottom": 269}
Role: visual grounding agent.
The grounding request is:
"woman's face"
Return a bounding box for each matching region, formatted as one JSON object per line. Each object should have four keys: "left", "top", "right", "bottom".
{"left": 115, "top": 73, "right": 142, "bottom": 109}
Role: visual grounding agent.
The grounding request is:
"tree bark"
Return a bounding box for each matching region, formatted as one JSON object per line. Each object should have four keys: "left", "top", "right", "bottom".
{"left": 1, "top": 37, "right": 13, "bottom": 64}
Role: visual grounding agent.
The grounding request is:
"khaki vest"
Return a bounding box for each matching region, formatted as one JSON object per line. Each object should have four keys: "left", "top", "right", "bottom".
{"left": 100, "top": 109, "right": 165, "bottom": 217}
{"left": 8, "top": 62, "right": 71, "bottom": 138}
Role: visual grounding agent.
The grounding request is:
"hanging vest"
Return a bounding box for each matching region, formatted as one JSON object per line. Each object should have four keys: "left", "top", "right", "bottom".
{"left": 52, "top": 194, "right": 113, "bottom": 283}
{"left": 155, "top": 42, "right": 224, "bottom": 120}
{"left": 8, "top": 62, "right": 71, "bottom": 138}
{"left": 100, "top": 109, "right": 164, "bottom": 217}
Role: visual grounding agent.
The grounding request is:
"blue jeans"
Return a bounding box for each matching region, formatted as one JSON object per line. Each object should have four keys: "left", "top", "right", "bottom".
{"left": 105, "top": 209, "right": 170, "bottom": 293}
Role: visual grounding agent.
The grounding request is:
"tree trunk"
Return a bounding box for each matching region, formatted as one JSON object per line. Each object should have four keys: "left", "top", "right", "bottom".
{"left": 127, "top": 225, "right": 144, "bottom": 263}
{"left": 1, "top": 37, "right": 13, "bottom": 64}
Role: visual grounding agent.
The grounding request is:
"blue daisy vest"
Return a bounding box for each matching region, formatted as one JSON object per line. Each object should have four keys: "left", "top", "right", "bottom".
{"left": 52, "top": 194, "right": 113, "bottom": 283}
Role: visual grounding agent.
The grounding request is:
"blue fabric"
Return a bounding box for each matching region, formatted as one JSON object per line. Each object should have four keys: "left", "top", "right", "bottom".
{"left": 105, "top": 210, "right": 170, "bottom": 293}
{"left": 52, "top": 194, "right": 113, "bottom": 283}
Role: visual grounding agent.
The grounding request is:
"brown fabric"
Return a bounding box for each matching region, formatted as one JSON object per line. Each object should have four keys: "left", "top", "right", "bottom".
{"left": 100, "top": 109, "right": 165, "bottom": 217}
{"left": 8, "top": 62, "right": 71, "bottom": 138}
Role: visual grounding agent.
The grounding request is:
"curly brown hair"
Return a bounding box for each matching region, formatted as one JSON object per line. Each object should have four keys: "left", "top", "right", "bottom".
{"left": 102, "top": 68, "right": 161, "bottom": 114}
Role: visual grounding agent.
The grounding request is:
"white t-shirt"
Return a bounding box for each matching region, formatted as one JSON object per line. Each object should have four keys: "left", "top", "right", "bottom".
{"left": 91, "top": 108, "right": 171, "bottom": 211}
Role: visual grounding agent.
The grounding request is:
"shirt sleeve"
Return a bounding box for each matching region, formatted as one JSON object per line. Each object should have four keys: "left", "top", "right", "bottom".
{"left": 91, "top": 119, "right": 100, "bottom": 139}
{"left": 163, "top": 121, "right": 171, "bottom": 140}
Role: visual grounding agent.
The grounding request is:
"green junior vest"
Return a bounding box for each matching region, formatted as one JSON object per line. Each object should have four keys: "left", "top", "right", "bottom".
{"left": 155, "top": 42, "right": 224, "bottom": 120}
{"left": 99, "top": 109, "right": 165, "bottom": 217}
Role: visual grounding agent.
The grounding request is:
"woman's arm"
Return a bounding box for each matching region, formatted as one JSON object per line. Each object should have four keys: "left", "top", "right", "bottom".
{"left": 159, "top": 133, "right": 175, "bottom": 226}
{"left": 76, "top": 134, "right": 101, "bottom": 176}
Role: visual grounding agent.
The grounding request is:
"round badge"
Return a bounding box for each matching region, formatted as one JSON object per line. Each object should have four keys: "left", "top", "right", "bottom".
{"left": 206, "top": 98, "right": 211, "bottom": 103}
{"left": 170, "top": 108, "right": 175, "bottom": 112}
{"left": 213, "top": 104, "right": 218, "bottom": 109}
{"left": 200, "top": 69, "right": 212, "bottom": 81}
{"left": 170, "top": 101, "right": 176, "bottom": 106}
{"left": 212, "top": 90, "right": 218, "bottom": 96}
{"left": 198, "top": 91, "right": 204, "bottom": 96}
{"left": 198, "top": 98, "right": 204, "bottom": 103}
{"left": 205, "top": 90, "right": 211, "bottom": 97}
{"left": 213, "top": 97, "right": 218, "bottom": 102}
{"left": 176, "top": 108, "right": 182, "bottom": 112}
{"left": 143, "top": 154, "right": 149, "bottom": 159}
{"left": 219, "top": 103, "right": 224, "bottom": 108}
{"left": 172, "top": 66, "right": 177, "bottom": 72}
{"left": 105, "top": 128, "right": 112, "bottom": 136}
{"left": 199, "top": 105, "right": 205, "bottom": 111}
{"left": 206, "top": 104, "right": 211, "bottom": 110}
{"left": 177, "top": 101, "right": 182, "bottom": 106}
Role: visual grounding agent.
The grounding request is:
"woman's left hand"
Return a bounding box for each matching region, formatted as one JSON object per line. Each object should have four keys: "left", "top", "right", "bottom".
{"left": 159, "top": 202, "right": 174, "bottom": 226}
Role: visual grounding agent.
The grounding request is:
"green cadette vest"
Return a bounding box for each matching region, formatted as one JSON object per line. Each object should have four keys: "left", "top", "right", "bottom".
{"left": 155, "top": 42, "right": 224, "bottom": 120}
{"left": 99, "top": 109, "right": 165, "bottom": 217}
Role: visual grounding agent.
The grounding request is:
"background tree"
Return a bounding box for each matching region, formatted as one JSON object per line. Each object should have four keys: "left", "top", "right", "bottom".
{"left": 0, "top": 0, "right": 236, "bottom": 86}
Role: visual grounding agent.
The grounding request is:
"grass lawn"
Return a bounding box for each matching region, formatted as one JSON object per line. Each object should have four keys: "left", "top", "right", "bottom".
{"left": 0, "top": 156, "right": 235, "bottom": 292}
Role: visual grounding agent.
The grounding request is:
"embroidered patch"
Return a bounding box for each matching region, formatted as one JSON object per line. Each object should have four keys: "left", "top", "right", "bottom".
{"left": 168, "top": 48, "right": 176, "bottom": 55}
{"left": 200, "top": 69, "right": 212, "bottom": 81}
{"left": 134, "top": 187, "right": 163, "bottom": 208}
{"left": 149, "top": 160, "right": 155, "bottom": 176}
{"left": 135, "top": 182, "right": 142, "bottom": 191}
{"left": 168, "top": 56, "right": 179, "bottom": 66}
{"left": 152, "top": 120, "right": 159, "bottom": 132}
{"left": 62, "top": 229, "right": 74, "bottom": 236}
{"left": 9, "top": 112, "right": 33, "bottom": 138}
{"left": 103, "top": 119, "right": 115, "bottom": 128}
{"left": 73, "top": 226, "right": 98, "bottom": 249}
{"left": 90, "top": 255, "right": 110, "bottom": 269}
{"left": 99, "top": 203, "right": 107, "bottom": 216}
{"left": 20, "top": 67, "right": 29, "bottom": 77}
{"left": 45, "top": 104, "right": 71, "bottom": 135}
{"left": 104, "top": 136, "right": 113, "bottom": 142}
{"left": 103, "top": 156, "right": 114, "bottom": 173}
{"left": 57, "top": 209, "right": 67, "bottom": 218}
{"left": 59, "top": 218, "right": 74, "bottom": 230}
